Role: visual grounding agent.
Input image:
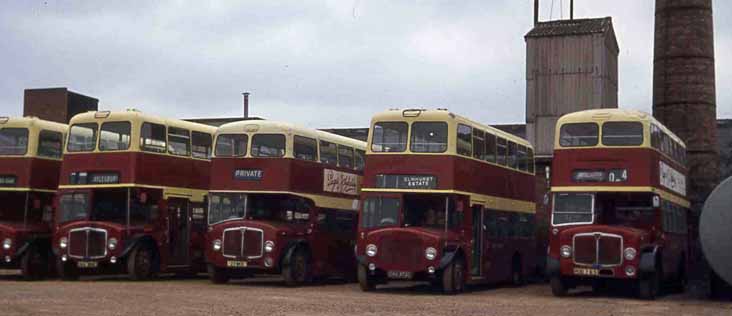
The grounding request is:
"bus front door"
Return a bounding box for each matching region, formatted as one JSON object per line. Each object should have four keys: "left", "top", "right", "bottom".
{"left": 471, "top": 205, "right": 484, "bottom": 277}
{"left": 167, "top": 198, "right": 190, "bottom": 266}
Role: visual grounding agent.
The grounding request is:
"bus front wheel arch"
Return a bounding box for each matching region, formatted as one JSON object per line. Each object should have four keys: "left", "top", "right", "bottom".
{"left": 357, "top": 264, "right": 376, "bottom": 291}
{"left": 127, "top": 241, "right": 158, "bottom": 281}
{"left": 282, "top": 246, "right": 312, "bottom": 286}
{"left": 441, "top": 254, "right": 466, "bottom": 294}
{"left": 20, "top": 243, "right": 49, "bottom": 281}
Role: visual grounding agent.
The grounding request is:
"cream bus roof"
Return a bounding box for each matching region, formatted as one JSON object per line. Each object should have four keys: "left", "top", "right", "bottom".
{"left": 370, "top": 109, "right": 532, "bottom": 148}
{"left": 70, "top": 110, "right": 217, "bottom": 134}
{"left": 217, "top": 120, "right": 366, "bottom": 150}
{"left": 0, "top": 116, "right": 68, "bottom": 159}
{"left": 0, "top": 116, "right": 67, "bottom": 133}
{"left": 557, "top": 109, "right": 686, "bottom": 148}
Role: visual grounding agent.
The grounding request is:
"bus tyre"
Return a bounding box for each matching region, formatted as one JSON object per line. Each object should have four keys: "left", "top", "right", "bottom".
{"left": 56, "top": 258, "right": 79, "bottom": 281}
{"left": 283, "top": 248, "right": 311, "bottom": 286}
{"left": 207, "top": 264, "right": 229, "bottom": 284}
{"left": 20, "top": 245, "right": 47, "bottom": 281}
{"left": 441, "top": 258, "right": 465, "bottom": 295}
{"left": 357, "top": 264, "right": 375, "bottom": 291}
{"left": 638, "top": 272, "right": 660, "bottom": 300}
{"left": 550, "top": 276, "right": 568, "bottom": 297}
{"left": 128, "top": 244, "right": 156, "bottom": 281}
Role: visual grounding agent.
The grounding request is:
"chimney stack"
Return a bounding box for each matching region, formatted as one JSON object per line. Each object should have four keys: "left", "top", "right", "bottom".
{"left": 652, "top": 0, "right": 718, "bottom": 214}
{"left": 534, "top": 0, "right": 539, "bottom": 25}
{"left": 243, "top": 92, "right": 250, "bottom": 118}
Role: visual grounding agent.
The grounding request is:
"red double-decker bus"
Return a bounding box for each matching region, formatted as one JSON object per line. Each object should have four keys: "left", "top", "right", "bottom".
{"left": 0, "top": 117, "right": 66, "bottom": 279}
{"left": 547, "top": 109, "right": 690, "bottom": 300}
{"left": 53, "top": 110, "right": 216, "bottom": 280}
{"left": 205, "top": 120, "right": 366, "bottom": 285}
{"left": 357, "top": 109, "right": 536, "bottom": 294}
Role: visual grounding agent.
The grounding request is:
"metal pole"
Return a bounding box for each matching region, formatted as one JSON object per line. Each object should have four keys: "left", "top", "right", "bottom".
{"left": 570, "top": 0, "right": 574, "bottom": 20}
{"left": 127, "top": 188, "right": 131, "bottom": 234}
{"left": 445, "top": 196, "right": 449, "bottom": 235}
{"left": 534, "top": 0, "right": 540, "bottom": 25}
{"left": 23, "top": 192, "right": 29, "bottom": 229}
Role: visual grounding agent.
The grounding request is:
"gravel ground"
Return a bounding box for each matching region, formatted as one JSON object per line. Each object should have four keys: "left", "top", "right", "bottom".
{"left": 0, "top": 270, "right": 730, "bottom": 316}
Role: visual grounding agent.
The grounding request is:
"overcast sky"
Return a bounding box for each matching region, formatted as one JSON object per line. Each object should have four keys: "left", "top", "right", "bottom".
{"left": 1, "top": 1, "right": 730, "bottom": 128}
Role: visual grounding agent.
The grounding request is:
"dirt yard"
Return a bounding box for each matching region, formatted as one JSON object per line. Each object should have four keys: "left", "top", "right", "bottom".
{"left": 0, "top": 271, "right": 730, "bottom": 316}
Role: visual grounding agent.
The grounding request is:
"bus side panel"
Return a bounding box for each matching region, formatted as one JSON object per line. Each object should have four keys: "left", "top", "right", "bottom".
{"left": 29, "top": 158, "right": 62, "bottom": 191}
{"left": 362, "top": 155, "right": 455, "bottom": 190}
{"left": 552, "top": 148, "right": 654, "bottom": 188}
{"left": 453, "top": 157, "right": 534, "bottom": 203}
{"left": 209, "top": 158, "right": 293, "bottom": 192}
{"left": 0, "top": 157, "right": 32, "bottom": 188}
{"left": 136, "top": 153, "right": 209, "bottom": 190}
{"left": 58, "top": 153, "right": 136, "bottom": 186}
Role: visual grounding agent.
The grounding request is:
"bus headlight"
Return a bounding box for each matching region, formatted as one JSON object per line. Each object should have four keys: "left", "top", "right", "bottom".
{"left": 366, "top": 244, "right": 377, "bottom": 257}
{"left": 108, "top": 238, "right": 118, "bottom": 250}
{"left": 59, "top": 237, "right": 68, "bottom": 249}
{"left": 560, "top": 245, "right": 572, "bottom": 258}
{"left": 624, "top": 247, "right": 637, "bottom": 261}
{"left": 425, "top": 247, "right": 437, "bottom": 261}
{"left": 213, "top": 239, "right": 222, "bottom": 252}
{"left": 2, "top": 238, "right": 11, "bottom": 250}
{"left": 264, "top": 241, "right": 275, "bottom": 253}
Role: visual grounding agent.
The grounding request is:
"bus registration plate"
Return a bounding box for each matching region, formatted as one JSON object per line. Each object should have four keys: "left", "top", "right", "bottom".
{"left": 77, "top": 261, "right": 98, "bottom": 268}
{"left": 573, "top": 268, "right": 599, "bottom": 276}
{"left": 387, "top": 271, "right": 413, "bottom": 280}
{"left": 227, "top": 260, "right": 248, "bottom": 268}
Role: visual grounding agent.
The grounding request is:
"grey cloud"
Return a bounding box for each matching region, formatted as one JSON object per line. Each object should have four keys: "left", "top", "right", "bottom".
{"left": 0, "top": 0, "right": 730, "bottom": 129}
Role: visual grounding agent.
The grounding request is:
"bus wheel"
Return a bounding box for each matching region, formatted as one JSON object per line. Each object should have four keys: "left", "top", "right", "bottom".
{"left": 638, "top": 272, "right": 660, "bottom": 300}
{"left": 56, "top": 257, "right": 79, "bottom": 281}
{"left": 442, "top": 257, "right": 465, "bottom": 294}
{"left": 20, "top": 245, "right": 48, "bottom": 281}
{"left": 128, "top": 244, "right": 156, "bottom": 281}
{"left": 550, "top": 276, "right": 568, "bottom": 297}
{"left": 357, "top": 265, "right": 375, "bottom": 291}
{"left": 283, "top": 248, "right": 311, "bottom": 286}
{"left": 207, "top": 264, "right": 230, "bottom": 284}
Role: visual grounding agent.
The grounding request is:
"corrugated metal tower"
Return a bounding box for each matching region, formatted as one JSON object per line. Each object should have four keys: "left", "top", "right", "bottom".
{"left": 525, "top": 17, "right": 619, "bottom": 158}
{"left": 652, "top": 0, "right": 718, "bottom": 214}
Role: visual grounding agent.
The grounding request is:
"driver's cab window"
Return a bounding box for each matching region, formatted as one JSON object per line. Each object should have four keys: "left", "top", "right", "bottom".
{"left": 283, "top": 198, "right": 311, "bottom": 224}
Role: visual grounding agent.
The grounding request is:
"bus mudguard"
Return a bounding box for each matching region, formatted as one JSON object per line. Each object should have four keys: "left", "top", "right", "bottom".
{"left": 546, "top": 256, "right": 561, "bottom": 277}
{"left": 639, "top": 246, "right": 659, "bottom": 274}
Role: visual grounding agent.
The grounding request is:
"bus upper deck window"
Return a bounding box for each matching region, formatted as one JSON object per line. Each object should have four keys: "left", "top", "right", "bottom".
{"left": 338, "top": 145, "right": 354, "bottom": 169}
{"left": 215, "top": 134, "right": 248, "bottom": 157}
{"left": 456, "top": 124, "right": 472, "bottom": 157}
{"left": 484, "top": 133, "right": 497, "bottom": 163}
{"left": 354, "top": 149, "right": 366, "bottom": 171}
{"left": 68, "top": 123, "right": 98, "bottom": 153}
{"left": 192, "top": 131, "right": 213, "bottom": 159}
{"left": 141, "top": 122, "right": 166, "bottom": 153}
{"left": 371, "top": 122, "right": 407, "bottom": 153}
{"left": 602, "top": 122, "right": 643, "bottom": 146}
{"left": 410, "top": 122, "right": 447, "bottom": 153}
{"left": 559, "top": 123, "right": 599, "bottom": 147}
{"left": 319, "top": 140, "right": 338, "bottom": 165}
{"left": 37, "top": 130, "right": 63, "bottom": 158}
{"left": 168, "top": 127, "right": 191, "bottom": 156}
{"left": 0, "top": 128, "right": 29, "bottom": 155}
{"left": 294, "top": 135, "right": 317, "bottom": 161}
{"left": 251, "top": 134, "right": 285, "bottom": 157}
{"left": 99, "top": 122, "right": 131, "bottom": 151}
{"left": 496, "top": 137, "right": 508, "bottom": 166}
